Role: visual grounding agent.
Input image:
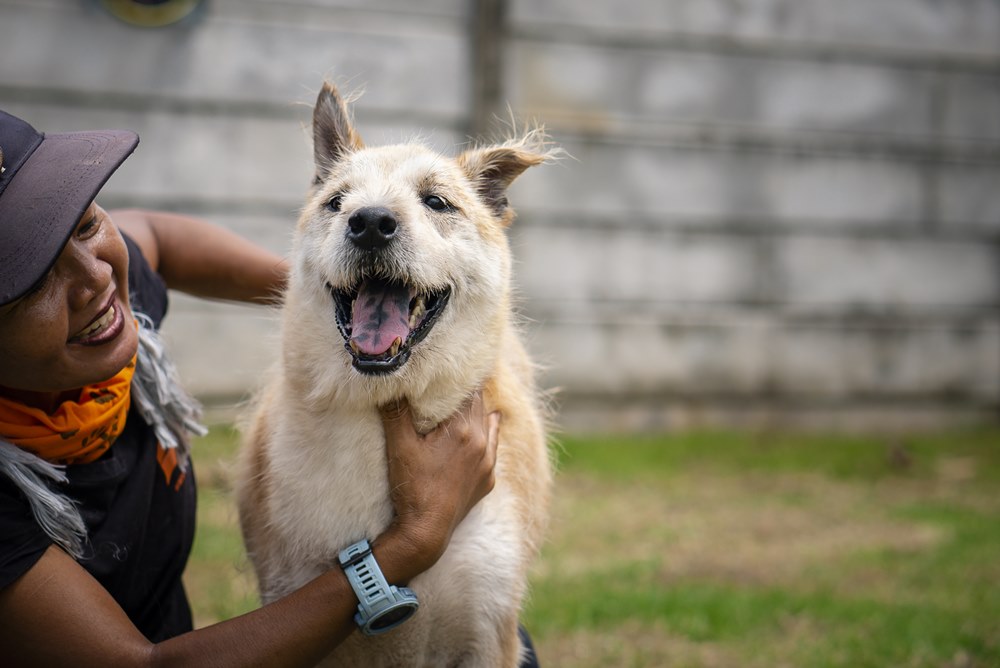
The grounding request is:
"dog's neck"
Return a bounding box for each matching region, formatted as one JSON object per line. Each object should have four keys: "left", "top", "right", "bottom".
{"left": 407, "top": 380, "right": 487, "bottom": 435}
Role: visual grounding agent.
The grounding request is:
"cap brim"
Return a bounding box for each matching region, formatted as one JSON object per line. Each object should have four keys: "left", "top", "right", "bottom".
{"left": 0, "top": 129, "right": 139, "bottom": 305}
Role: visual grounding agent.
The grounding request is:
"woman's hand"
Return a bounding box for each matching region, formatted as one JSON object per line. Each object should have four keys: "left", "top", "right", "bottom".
{"left": 376, "top": 392, "right": 500, "bottom": 579}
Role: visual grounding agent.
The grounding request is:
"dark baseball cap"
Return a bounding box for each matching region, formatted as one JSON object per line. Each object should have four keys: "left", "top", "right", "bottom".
{"left": 0, "top": 110, "right": 139, "bottom": 306}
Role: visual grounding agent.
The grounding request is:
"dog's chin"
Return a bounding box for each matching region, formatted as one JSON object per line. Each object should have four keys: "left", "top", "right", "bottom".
{"left": 327, "top": 278, "right": 451, "bottom": 376}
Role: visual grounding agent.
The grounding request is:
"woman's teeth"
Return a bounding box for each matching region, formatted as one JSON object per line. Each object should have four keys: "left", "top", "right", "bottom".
{"left": 76, "top": 305, "right": 115, "bottom": 339}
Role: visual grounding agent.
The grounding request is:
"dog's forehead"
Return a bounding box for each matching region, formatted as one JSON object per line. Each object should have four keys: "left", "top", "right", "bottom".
{"left": 342, "top": 144, "right": 463, "bottom": 186}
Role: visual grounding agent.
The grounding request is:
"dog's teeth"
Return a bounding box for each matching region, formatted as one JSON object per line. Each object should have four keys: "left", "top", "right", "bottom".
{"left": 349, "top": 340, "right": 360, "bottom": 355}
{"left": 389, "top": 337, "right": 402, "bottom": 357}
{"left": 409, "top": 295, "right": 426, "bottom": 329}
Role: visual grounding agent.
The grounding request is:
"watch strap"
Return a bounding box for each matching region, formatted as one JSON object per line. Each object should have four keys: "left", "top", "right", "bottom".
{"left": 338, "top": 539, "right": 419, "bottom": 635}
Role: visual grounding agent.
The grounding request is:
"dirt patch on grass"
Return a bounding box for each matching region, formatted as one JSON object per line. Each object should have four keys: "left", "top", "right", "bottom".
{"left": 536, "top": 470, "right": 945, "bottom": 590}
{"left": 536, "top": 620, "right": 738, "bottom": 668}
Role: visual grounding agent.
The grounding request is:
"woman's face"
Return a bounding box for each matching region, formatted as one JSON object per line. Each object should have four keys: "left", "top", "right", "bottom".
{"left": 0, "top": 203, "right": 137, "bottom": 398}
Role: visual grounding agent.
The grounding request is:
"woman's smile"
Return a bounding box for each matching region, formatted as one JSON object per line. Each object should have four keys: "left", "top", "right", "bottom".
{"left": 68, "top": 294, "right": 126, "bottom": 345}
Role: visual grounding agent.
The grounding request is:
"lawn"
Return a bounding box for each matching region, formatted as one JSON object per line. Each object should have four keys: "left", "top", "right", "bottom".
{"left": 185, "top": 426, "right": 1000, "bottom": 667}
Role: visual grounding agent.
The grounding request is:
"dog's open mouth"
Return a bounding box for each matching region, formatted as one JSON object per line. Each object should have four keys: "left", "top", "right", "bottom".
{"left": 328, "top": 278, "right": 451, "bottom": 375}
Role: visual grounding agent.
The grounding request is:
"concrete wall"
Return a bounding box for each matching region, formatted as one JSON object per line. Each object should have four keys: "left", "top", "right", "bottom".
{"left": 1, "top": 0, "right": 997, "bottom": 430}
{"left": 503, "top": 0, "right": 1000, "bottom": 430}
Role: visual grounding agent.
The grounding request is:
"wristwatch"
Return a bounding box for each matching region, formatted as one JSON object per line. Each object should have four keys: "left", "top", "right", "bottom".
{"left": 338, "top": 539, "right": 420, "bottom": 635}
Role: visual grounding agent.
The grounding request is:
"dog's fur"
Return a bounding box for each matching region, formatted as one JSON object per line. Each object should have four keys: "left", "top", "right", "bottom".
{"left": 235, "top": 82, "right": 554, "bottom": 667}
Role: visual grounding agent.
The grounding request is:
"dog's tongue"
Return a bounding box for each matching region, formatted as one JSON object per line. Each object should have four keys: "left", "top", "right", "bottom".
{"left": 350, "top": 279, "right": 414, "bottom": 355}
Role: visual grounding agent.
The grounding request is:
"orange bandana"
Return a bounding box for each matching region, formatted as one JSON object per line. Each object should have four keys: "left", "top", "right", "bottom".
{"left": 0, "top": 357, "right": 135, "bottom": 465}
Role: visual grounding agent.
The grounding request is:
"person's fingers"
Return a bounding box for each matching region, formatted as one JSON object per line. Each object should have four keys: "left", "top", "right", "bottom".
{"left": 486, "top": 411, "right": 500, "bottom": 466}
{"left": 466, "top": 390, "right": 485, "bottom": 425}
{"left": 435, "top": 390, "right": 482, "bottom": 443}
{"left": 380, "top": 398, "right": 414, "bottom": 443}
{"left": 486, "top": 411, "right": 501, "bottom": 459}
{"left": 474, "top": 410, "right": 500, "bottom": 496}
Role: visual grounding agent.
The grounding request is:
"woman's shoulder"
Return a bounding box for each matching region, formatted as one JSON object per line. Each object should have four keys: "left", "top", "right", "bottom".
{"left": 122, "top": 232, "right": 169, "bottom": 327}
{"left": 0, "top": 469, "right": 51, "bottom": 591}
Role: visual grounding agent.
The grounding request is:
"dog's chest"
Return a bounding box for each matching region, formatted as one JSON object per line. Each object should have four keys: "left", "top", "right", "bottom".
{"left": 268, "top": 411, "right": 395, "bottom": 560}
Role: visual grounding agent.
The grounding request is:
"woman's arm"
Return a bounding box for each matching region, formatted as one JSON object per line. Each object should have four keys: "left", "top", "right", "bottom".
{"left": 110, "top": 208, "right": 289, "bottom": 305}
{"left": 0, "top": 395, "right": 499, "bottom": 667}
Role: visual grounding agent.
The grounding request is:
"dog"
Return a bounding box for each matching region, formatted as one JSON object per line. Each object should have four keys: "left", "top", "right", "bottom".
{"left": 235, "top": 82, "right": 554, "bottom": 667}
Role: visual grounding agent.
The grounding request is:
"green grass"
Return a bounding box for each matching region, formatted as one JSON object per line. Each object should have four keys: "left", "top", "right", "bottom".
{"left": 555, "top": 427, "right": 1000, "bottom": 482}
{"left": 185, "top": 426, "right": 1000, "bottom": 667}
{"left": 184, "top": 427, "right": 258, "bottom": 623}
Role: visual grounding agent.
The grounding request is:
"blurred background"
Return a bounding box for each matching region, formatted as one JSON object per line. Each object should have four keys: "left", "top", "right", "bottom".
{"left": 2, "top": 0, "right": 997, "bottom": 433}
{"left": 2, "top": 2, "right": 999, "bottom": 666}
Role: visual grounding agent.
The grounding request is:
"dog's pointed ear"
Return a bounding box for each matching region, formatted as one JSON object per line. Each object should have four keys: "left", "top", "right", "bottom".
{"left": 458, "top": 135, "right": 552, "bottom": 226}
{"left": 312, "top": 82, "right": 364, "bottom": 184}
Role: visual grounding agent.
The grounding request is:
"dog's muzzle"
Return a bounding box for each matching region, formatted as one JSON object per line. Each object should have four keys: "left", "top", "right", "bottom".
{"left": 328, "top": 278, "right": 451, "bottom": 375}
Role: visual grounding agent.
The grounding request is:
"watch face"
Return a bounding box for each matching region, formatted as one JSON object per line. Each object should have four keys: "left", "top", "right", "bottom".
{"left": 370, "top": 604, "right": 416, "bottom": 631}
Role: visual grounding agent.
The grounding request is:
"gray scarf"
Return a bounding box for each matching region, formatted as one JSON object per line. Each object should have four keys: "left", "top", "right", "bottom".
{"left": 0, "top": 314, "right": 206, "bottom": 559}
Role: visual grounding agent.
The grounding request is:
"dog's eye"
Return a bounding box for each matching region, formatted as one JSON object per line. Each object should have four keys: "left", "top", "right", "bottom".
{"left": 423, "top": 195, "right": 451, "bottom": 212}
{"left": 327, "top": 195, "right": 343, "bottom": 213}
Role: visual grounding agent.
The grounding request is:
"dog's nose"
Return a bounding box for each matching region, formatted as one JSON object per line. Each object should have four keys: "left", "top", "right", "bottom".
{"left": 347, "top": 207, "right": 398, "bottom": 251}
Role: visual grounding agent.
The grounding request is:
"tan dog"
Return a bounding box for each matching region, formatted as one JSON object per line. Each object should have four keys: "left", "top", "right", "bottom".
{"left": 235, "top": 82, "right": 554, "bottom": 667}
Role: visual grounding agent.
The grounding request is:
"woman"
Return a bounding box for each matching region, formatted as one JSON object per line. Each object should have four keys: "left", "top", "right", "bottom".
{"left": 0, "top": 109, "right": 531, "bottom": 665}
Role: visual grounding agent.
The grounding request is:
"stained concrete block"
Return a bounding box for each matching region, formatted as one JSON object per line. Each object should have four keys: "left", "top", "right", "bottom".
{"left": 760, "top": 154, "right": 925, "bottom": 225}
{"left": 770, "top": 319, "right": 1000, "bottom": 399}
{"left": 0, "top": 1, "right": 469, "bottom": 117}
{"left": 756, "top": 60, "right": 934, "bottom": 135}
{"left": 937, "top": 166, "right": 1000, "bottom": 232}
{"left": 508, "top": 139, "right": 925, "bottom": 228}
{"left": 0, "top": 103, "right": 312, "bottom": 202}
{"left": 526, "top": 311, "right": 1000, "bottom": 402}
{"left": 508, "top": 40, "right": 936, "bottom": 135}
{"left": 510, "top": 0, "right": 1000, "bottom": 58}
{"left": 511, "top": 226, "right": 760, "bottom": 305}
{"left": 943, "top": 73, "right": 1000, "bottom": 142}
{"left": 247, "top": 0, "right": 467, "bottom": 16}
{"left": 776, "top": 237, "right": 999, "bottom": 310}
{"left": 505, "top": 141, "right": 737, "bottom": 219}
{"left": 524, "top": 310, "right": 774, "bottom": 395}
